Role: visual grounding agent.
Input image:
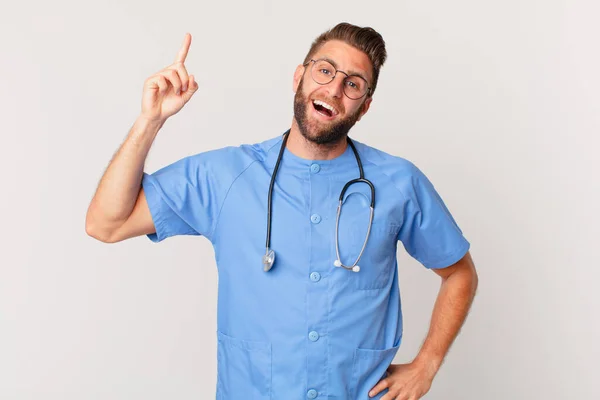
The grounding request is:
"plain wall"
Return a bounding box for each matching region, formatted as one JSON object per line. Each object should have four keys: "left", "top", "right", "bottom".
{"left": 1, "top": 0, "right": 598, "bottom": 398}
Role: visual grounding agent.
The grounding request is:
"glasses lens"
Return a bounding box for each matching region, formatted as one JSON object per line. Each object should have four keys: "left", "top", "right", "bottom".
{"left": 343, "top": 76, "right": 368, "bottom": 99}
{"left": 311, "top": 60, "right": 335, "bottom": 84}
{"left": 309, "top": 59, "right": 369, "bottom": 99}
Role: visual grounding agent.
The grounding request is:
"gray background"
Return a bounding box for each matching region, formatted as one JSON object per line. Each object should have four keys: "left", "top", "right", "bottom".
{"left": 1, "top": 0, "right": 598, "bottom": 398}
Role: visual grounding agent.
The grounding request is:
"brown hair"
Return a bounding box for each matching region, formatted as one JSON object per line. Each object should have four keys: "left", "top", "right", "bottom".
{"left": 302, "top": 22, "right": 387, "bottom": 97}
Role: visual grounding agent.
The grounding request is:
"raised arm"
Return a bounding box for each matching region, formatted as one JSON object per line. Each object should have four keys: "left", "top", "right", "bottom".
{"left": 85, "top": 33, "right": 199, "bottom": 243}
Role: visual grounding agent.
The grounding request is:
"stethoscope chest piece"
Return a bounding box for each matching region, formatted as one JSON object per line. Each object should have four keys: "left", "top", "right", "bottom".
{"left": 263, "top": 249, "right": 275, "bottom": 272}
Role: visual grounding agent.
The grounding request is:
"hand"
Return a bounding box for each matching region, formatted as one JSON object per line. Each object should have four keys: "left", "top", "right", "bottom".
{"left": 140, "top": 32, "right": 199, "bottom": 124}
{"left": 368, "top": 361, "right": 437, "bottom": 400}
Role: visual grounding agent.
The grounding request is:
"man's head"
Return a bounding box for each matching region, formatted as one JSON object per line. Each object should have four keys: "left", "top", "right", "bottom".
{"left": 293, "top": 23, "right": 387, "bottom": 145}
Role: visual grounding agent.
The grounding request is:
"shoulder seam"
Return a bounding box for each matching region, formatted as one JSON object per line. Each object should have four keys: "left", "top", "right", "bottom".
{"left": 265, "top": 136, "right": 283, "bottom": 159}
{"left": 359, "top": 152, "right": 413, "bottom": 211}
{"left": 209, "top": 158, "right": 259, "bottom": 240}
{"left": 209, "top": 138, "right": 282, "bottom": 239}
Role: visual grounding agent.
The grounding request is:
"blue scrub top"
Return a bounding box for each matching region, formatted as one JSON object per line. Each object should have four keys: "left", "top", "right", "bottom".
{"left": 141, "top": 133, "right": 470, "bottom": 400}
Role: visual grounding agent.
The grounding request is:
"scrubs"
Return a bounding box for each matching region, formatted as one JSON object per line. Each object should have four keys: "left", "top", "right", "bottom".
{"left": 141, "top": 133, "right": 470, "bottom": 399}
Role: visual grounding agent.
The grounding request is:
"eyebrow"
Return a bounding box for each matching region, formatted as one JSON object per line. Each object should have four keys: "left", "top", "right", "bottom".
{"left": 321, "top": 57, "right": 370, "bottom": 84}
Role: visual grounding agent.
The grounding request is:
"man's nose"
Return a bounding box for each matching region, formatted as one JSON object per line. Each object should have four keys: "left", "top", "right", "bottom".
{"left": 325, "top": 74, "right": 345, "bottom": 98}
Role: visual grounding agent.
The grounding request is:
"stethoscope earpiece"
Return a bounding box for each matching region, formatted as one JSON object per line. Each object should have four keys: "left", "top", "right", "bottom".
{"left": 334, "top": 259, "right": 360, "bottom": 273}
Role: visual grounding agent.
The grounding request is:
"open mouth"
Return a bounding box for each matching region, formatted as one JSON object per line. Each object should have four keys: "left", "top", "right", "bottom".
{"left": 312, "top": 99, "right": 338, "bottom": 119}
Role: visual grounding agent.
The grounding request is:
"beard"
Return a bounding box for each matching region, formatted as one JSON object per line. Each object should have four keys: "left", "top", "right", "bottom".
{"left": 293, "top": 76, "right": 363, "bottom": 146}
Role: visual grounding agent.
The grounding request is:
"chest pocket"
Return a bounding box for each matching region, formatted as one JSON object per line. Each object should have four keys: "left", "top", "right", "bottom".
{"left": 335, "top": 186, "right": 399, "bottom": 290}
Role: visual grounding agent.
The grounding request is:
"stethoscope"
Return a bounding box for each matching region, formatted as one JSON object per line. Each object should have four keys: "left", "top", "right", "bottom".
{"left": 262, "top": 130, "right": 375, "bottom": 273}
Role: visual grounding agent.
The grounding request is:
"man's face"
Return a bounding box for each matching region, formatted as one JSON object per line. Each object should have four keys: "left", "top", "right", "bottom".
{"left": 293, "top": 40, "right": 374, "bottom": 145}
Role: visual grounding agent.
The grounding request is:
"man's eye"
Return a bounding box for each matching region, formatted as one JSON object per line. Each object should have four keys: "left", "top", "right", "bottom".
{"left": 320, "top": 69, "right": 332, "bottom": 75}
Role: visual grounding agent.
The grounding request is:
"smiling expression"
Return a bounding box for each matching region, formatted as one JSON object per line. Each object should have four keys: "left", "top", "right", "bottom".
{"left": 293, "top": 40, "right": 374, "bottom": 145}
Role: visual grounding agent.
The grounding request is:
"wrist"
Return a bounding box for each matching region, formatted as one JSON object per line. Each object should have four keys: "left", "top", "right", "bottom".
{"left": 413, "top": 353, "right": 443, "bottom": 378}
{"left": 137, "top": 114, "right": 165, "bottom": 131}
{"left": 134, "top": 115, "right": 165, "bottom": 138}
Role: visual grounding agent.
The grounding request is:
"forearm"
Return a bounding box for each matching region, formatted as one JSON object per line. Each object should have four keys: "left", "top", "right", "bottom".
{"left": 86, "top": 115, "right": 164, "bottom": 233}
{"left": 413, "top": 264, "right": 478, "bottom": 375}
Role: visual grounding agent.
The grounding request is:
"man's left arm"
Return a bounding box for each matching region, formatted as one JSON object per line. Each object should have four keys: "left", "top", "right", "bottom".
{"left": 368, "top": 251, "right": 478, "bottom": 399}
{"left": 414, "top": 250, "right": 478, "bottom": 372}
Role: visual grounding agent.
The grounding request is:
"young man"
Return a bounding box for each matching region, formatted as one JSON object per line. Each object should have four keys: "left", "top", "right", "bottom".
{"left": 86, "top": 23, "right": 478, "bottom": 400}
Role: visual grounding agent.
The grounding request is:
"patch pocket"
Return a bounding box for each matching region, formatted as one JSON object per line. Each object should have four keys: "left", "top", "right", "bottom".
{"left": 216, "top": 331, "right": 272, "bottom": 400}
{"left": 352, "top": 343, "right": 400, "bottom": 399}
{"left": 339, "top": 222, "right": 398, "bottom": 290}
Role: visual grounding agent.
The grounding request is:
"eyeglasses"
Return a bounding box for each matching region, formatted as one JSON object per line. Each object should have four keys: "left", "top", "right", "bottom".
{"left": 303, "top": 59, "right": 371, "bottom": 100}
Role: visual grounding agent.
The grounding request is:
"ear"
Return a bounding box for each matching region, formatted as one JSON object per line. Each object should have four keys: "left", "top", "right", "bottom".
{"left": 293, "top": 64, "right": 305, "bottom": 93}
{"left": 356, "top": 96, "right": 373, "bottom": 122}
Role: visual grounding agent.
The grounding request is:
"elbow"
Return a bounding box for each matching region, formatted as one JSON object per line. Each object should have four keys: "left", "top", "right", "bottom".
{"left": 85, "top": 213, "right": 117, "bottom": 243}
{"left": 85, "top": 223, "right": 113, "bottom": 243}
{"left": 468, "top": 262, "right": 479, "bottom": 297}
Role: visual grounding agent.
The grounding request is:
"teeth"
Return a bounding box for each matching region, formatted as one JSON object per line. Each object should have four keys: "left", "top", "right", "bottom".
{"left": 313, "top": 99, "right": 338, "bottom": 115}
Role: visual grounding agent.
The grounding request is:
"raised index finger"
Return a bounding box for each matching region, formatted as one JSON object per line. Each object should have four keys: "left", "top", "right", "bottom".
{"left": 175, "top": 33, "right": 191, "bottom": 64}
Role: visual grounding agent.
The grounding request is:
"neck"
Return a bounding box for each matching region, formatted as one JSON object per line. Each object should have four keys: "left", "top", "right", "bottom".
{"left": 287, "top": 119, "right": 348, "bottom": 160}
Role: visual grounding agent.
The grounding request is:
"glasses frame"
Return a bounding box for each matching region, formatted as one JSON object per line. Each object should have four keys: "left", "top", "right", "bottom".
{"left": 303, "top": 59, "right": 372, "bottom": 100}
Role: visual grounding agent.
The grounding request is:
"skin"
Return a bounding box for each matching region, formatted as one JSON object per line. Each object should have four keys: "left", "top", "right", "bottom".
{"left": 85, "top": 33, "right": 198, "bottom": 243}
{"left": 288, "top": 40, "right": 479, "bottom": 400}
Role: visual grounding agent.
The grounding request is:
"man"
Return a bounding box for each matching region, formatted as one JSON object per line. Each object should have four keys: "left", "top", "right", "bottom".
{"left": 86, "top": 22, "right": 478, "bottom": 400}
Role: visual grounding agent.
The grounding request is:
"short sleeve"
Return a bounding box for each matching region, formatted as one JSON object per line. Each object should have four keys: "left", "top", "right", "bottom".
{"left": 397, "top": 163, "right": 470, "bottom": 269}
{"left": 142, "top": 149, "right": 229, "bottom": 243}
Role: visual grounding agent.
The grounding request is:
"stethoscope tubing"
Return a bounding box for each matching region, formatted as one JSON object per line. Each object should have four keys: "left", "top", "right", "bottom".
{"left": 263, "top": 130, "right": 375, "bottom": 272}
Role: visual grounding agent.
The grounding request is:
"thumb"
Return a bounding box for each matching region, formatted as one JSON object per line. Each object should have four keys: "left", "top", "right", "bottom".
{"left": 182, "top": 75, "right": 199, "bottom": 102}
